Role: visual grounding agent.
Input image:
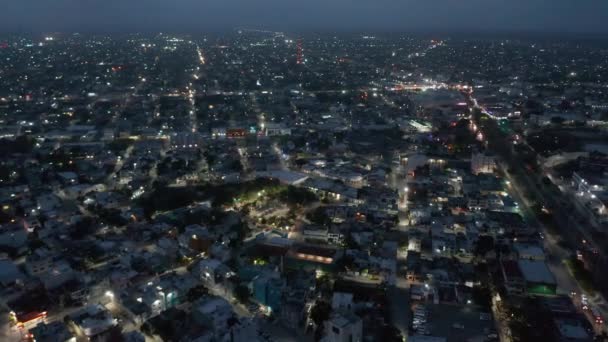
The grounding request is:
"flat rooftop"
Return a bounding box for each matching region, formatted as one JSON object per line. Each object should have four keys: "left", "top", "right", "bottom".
{"left": 518, "top": 259, "right": 556, "bottom": 285}
{"left": 425, "top": 304, "right": 494, "bottom": 342}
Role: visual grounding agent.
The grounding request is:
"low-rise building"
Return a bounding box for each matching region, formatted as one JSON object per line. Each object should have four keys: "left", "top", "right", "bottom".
{"left": 324, "top": 312, "right": 362, "bottom": 342}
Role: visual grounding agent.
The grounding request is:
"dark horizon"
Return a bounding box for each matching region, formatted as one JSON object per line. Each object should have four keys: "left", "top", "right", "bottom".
{"left": 2, "top": 0, "right": 608, "bottom": 35}
{"left": 3, "top": 28, "right": 608, "bottom": 45}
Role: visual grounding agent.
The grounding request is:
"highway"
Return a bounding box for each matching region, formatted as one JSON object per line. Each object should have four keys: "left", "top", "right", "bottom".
{"left": 468, "top": 92, "right": 608, "bottom": 334}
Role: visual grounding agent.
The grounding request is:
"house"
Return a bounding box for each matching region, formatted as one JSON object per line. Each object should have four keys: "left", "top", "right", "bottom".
{"left": 68, "top": 304, "right": 117, "bottom": 338}
{"left": 0, "top": 224, "right": 28, "bottom": 252}
{"left": 35, "top": 194, "right": 62, "bottom": 214}
{"left": 178, "top": 225, "right": 213, "bottom": 253}
{"left": 223, "top": 318, "right": 260, "bottom": 342}
{"left": 25, "top": 248, "right": 54, "bottom": 276}
{"left": 192, "top": 297, "right": 234, "bottom": 337}
{"left": 405, "top": 251, "right": 423, "bottom": 282}
{"left": 63, "top": 184, "right": 103, "bottom": 199}
{"left": 39, "top": 260, "right": 76, "bottom": 290}
{"left": 57, "top": 172, "right": 79, "bottom": 185}
{"left": 0, "top": 258, "right": 25, "bottom": 286}
{"left": 120, "top": 273, "right": 198, "bottom": 324}
{"left": 197, "top": 259, "right": 236, "bottom": 288}
{"left": 29, "top": 321, "right": 75, "bottom": 342}
{"left": 408, "top": 337, "right": 446, "bottom": 342}
{"left": 324, "top": 312, "right": 362, "bottom": 342}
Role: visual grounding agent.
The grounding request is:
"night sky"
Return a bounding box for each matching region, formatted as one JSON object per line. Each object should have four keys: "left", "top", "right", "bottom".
{"left": 2, "top": 0, "right": 608, "bottom": 33}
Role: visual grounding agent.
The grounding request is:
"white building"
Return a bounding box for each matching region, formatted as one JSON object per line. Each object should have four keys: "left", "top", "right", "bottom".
{"left": 264, "top": 123, "right": 291, "bottom": 136}
{"left": 471, "top": 153, "right": 496, "bottom": 175}
{"left": 70, "top": 304, "right": 117, "bottom": 338}
{"left": 324, "top": 312, "right": 362, "bottom": 342}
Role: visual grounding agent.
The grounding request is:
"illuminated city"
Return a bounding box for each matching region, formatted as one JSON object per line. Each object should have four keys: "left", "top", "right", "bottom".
{"left": 1, "top": 2, "right": 608, "bottom": 342}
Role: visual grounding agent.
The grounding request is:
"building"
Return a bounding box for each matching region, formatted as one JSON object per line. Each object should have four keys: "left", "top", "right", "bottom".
{"left": 29, "top": 321, "right": 76, "bottom": 342}
{"left": 514, "top": 243, "right": 545, "bottom": 261}
{"left": 170, "top": 132, "right": 202, "bottom": 150}
{"left": 471, "top": 153, "right": 496, "bottom": 175}
{"left": 324, "top": 312, "right": 362, "bottom": 342}
{"left": 286, "top": 245, "right": 341, "bottom": 271}
{"left": 68, "top": 304, "right": 117, "bottom": 338}
{"left": 518, "top": 259, "right": 557, "bottom": 295}
{"left": 192, "top": 297, "right": 234, "bottom": 337}
{"left": 332, "top": 292, "right": 354, "bottom": 312}
{"left": 197, "top": 258, "right": 236, "bottom": 287}
{"left": 264, "top": 123, "right": 291, "bottom": 136}
{"left": 0, "top": 258, "right": 25, "bottom": 286}
{"left": 408, "top": 337, "right": 447, "bottom": 342}
{"left": 554, "top": 318, "right": 593, "bottom": 342}
{"left": 501, "top": 259, "right": 557, "bottom": 296}
{"left": 500, "top": 260, "right": 525, "bottom": 295}
{"left": 24, "top": 249, "right": 54, "bottom": 276}
{"left": 252, "top": 274, "right": 284, "bottom": 313}
{"left": 0, "top": 223, "right": 28, "bottom": 251}
{"left": 280, "top": 297, "right": 306, "bottom": 330}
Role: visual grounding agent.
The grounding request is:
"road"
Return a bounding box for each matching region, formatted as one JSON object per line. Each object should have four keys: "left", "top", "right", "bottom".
{"left": 469, "top": 88, "right": 608, "bottom": 334}
{"left": 501, "top": 164, "right": 579, "bottom": 295}
{"left": 502, "top": 158, "right": 608, "bottom": 335}
{"left": 465, "top": 89, "right": 608, "bottom": 336}
{"left": 388, "top": 277, "right": 411, "bottom": 338}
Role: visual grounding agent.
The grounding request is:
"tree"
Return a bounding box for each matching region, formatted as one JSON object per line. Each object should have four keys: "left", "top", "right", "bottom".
{"left": 230, "top": 159, "right": 243, "bottom": 173}
{"left": 69, "top": 216, "right": 97, "bottom": 239}
{"left": 234, "top": 284, "right": 250, "bottom": 304}
{"left": 471, "top": 286, "right": 492, "bottom": 309}
{"left": 507, "top": 298, "right": 556, "bottom": 342}
{"left": 474, "top": 236, "right": 495, "bottom": 257}
{"left": 295, "top": 159, "right": 307, "bottom": 168}
{"left": 558, "top": 99, "right": 572, "bottom": 111}
{"left": 378, "top": 324, "right": 403, "bottom": 342}
{"left": 550, "top": 116, "right": 565, "bottom": 125}
{"left": 307, "top": 207, "right": 330, "bottom": 226}
{"left": 280, "top": 186, "right": 318, "bottom": 207}
{"left": 0, "top": 135, "right": 35, "bottom": 155}
{"left": 310, "top": 301, "right": 331, "bottom": 326}
{"left": 107, "top": 138, "right": 133, "bottom": 154}
{"left": 186, "top": 285, "right": 209, "bottom": 302}
{"left": 316, "top": 137, "right": 331, "bottom": 151}
{"left": 335, "top": 255, "right": 355, "bottom": 272}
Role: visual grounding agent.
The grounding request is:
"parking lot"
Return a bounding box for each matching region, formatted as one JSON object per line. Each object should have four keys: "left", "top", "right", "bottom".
{"left": 410, "top": 303, "right": 497, "bottom": 341}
